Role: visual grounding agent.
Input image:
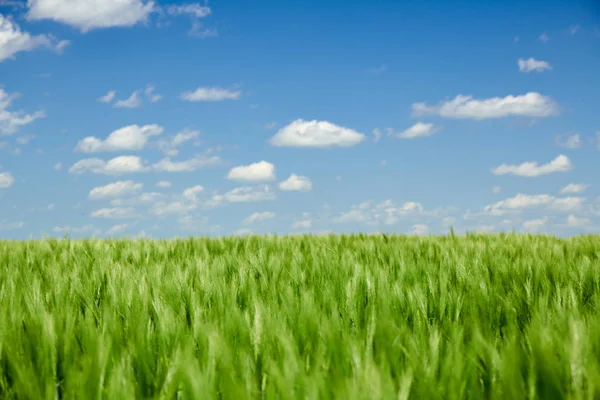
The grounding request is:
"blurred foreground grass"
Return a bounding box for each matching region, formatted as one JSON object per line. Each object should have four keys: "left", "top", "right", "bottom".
{"left": 1, "top": 233, "right": 599, "bottom": 399}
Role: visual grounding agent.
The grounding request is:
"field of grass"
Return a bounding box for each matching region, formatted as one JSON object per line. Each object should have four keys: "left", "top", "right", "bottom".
{"left": 1, "top": 233, "right": 599, "bottom": 399}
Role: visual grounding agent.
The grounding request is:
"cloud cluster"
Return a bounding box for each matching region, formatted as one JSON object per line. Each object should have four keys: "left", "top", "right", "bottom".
{"left": 0, "top": 88, "right": 45, "bottom": 135}
{"left": 270, "top": 119, "right": 366, "bottom": 148}
{"left": 412, "top": 92, "right": 558, "bottom": 120}
{"left": 491, "top": 155, "right": 572, "bottom": 177}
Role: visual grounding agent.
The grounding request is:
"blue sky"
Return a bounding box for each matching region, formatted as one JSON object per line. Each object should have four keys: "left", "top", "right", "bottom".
{"left": 0, "top": 0, "right": 599, "bottom": 239}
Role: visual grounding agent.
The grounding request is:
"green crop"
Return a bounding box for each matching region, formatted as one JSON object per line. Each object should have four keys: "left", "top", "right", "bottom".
{"left": 0, "top": 233, "right": 599, "bottom": 399}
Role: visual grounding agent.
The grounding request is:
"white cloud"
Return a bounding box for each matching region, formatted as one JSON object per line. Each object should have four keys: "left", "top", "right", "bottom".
{"left": 483, "top": 193, "right": 584, "bottom": 215}
{"left": 556, "top": 133, "right": 581, "bottom": 149}
{"left": 182, "top": 185, "right": 204, "bottom": 200}
{"left": 411, "top": 224, "right": 429, "bottom": 235}
{"left": 390, "top": 122, "right": 441, "bottom": 139}
{"left": 518, "top": 58, "right": 551, "bottom": 73}
{"left": 566, "top": 214, "right": 591, "bottom": 227}
{"left": 366, "top": 64, "right": 387, "bottom": 74}
{"left": 47, "top": 203, "right": 55, "bottom": 210}
{"left": 114, "top": 91, "right": 142, "bottom": 108}
{"left": 88, "top": 180, "right": 143, "bottom": 200}
{"left": 227, "top": 161, "right": 276, "bottom": 182}
{"left": 152, "top": 154, "right": 221, "bottom": 172}
{"left": 106, "top": 223, "right": 128, "bottom": 235}
{"left": 539, "top": 32, "right": 549, "bottom": 43}
{"left": 0, "top": 220, "right": 24, "bottom": 231}
{"left": 158, "top": 129, "right": 200, "bottom": 157}
{"left": 560, "top": 183, "right": 588, "bottom": 194}
{"left": 372, "top": 128, "right": 381, "bottom": 142}
{"left": 69, "top": 155, "right": 147, "bottom": 175}
{"left": 522, "top": 217, "right": 548, "bottom": 231}
{"left": 16, "top": 134, "right": 35, "bottom": 144}
{"left": 0, "top": 88, "right": 45, "bottom": 135}
{"left": 167, "top": 3, "right": 211, "bottom": 18}
{"left": 569, "top": 25, "right": 580, "bottom": 35}
{"left": 0, "top": 171, "right": 14, "bottom": 188}
{"left": 279, "top": 174, "right": 312, "bottom": 191}
{"left": 144, "top": 85, "right": 162, "bottom": 103}
{"left": 292, "top": 219, "right": 312, "bottom": 229}
{"left": 91, "top": 207, "right": 137, "bottom": 219}
{"left": 334, "top": 200, "right": 423, "bottom": 225}
{"left": 150, "top": 200, "right": 196, "bottom": 216}
{"left": 0, "top": 13, "right": 63, "bottom": 62}
{"left": 98, "top": 90, "right": 116, "bottom": 103}
{"left": 110, "top": 192, "right": 163, "bottom": 207}
{"left": 156, "top": 180, "right": 171, "bottom": 188}
{"left": 491, "top": 154, "right": 572, "bottom": 177}
{"left": 270, "top": 119, "right": 366, "bottom": 148}
{"left": 75, "top": 124, "right": 163, "bottom": 152}
{"left": 210, "top": 185, "right": 276, "bottom": 205}
{"left": 442, "top": 216, "right": 456, "bottom": 225}
{"left": 412, "top": 92, "right": 558, "bottom": 120}
{"left": 242, "top": 211, "right": 275, "bottom": 225}
{"left": 53, "top": 162, "right": 62, "bottom": 170}
{"left": 180, "top": 87, "right": 241, "bottom": 101}
{"left": 157, "top": 129, "right": 200, "bottom": 156}
{"left": 492, "top": 186, "right": 502, "bottom": 194}
{"left": 53, "top": 224, "right": 100, "bottom": 235}
{"left": 26, "top": 0, "right": 155, "bottom": 32}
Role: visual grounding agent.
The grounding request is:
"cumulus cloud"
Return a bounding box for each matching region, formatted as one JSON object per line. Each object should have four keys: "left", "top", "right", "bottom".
{"left": 491, "top": 154, "right": 572, "bottom": 177}
{"left": 69, "top": 155, "right": 147, "bottom": 175}
{"left": 91, "top": 207, "right": 137, "bottom": 219}
{"left": 334, "top": 200, "right": 424, "bottom": 225}
{"left": 114, "top": 91, "right": 142, "bottom": 108}
{"left": 106, "top": 224, "right": 128, "bottom": 235}
{"left": 411, "top": 224, "right": 429, "bottom": 235}
{"left": 156, "top": 180, "right": 171, "bottom": 188}
{"left": 0, "top": 14, "right": 65, "bottom": 62}
{"left": 0, "top": 88, "right": 46, "bottom": 135}
{"left": 242, "top": 211, "right": 275, "bottom": 225}
{"left": 210, "top": 185, "right": 276, "bottom": 205}
{"left": 492, "top": 186, "right": 502, "bottom": 194}
{"left": 26, "top": 0, "right": 156, "bottom": 32}
{"left": 53, "top": 224, "right": 100, "bottom": 235}
{"left": 88, "top": 180, "right": 143, "bottom": 200}
{"left": 182, "top": 185, "right": 204, "bottom": 201}
{"left": 150, "top": 200, "right": 197, "bottom": 216}
{"left": 144, "top": 85, "right": 162, "bottom": 102}
{"left": 292, "top": 218, "right": 312, "bottom": 229}
{"left": 157, "top": 129, "right": 200, "bottom": 156}
{"left": 270, "top": 119, "right": 366, "bottom": 148}
{"left": 412, "top": 92, "right": 558, "bottom": 120}
{"left": 389, "top": 122, "right": 441, "bottom": 139}
{"left": 0, "top": 171, "right": 14, "bottom": 188}
{"left": 555, "top": 133, "right": 581, "bottom": 149}
{"left": 97, "top": 90, "right": 116, "bottom": 103}
{"left": 483, "top": 193, "right": 585, "bottom": 215}
{"left": 518, "top": 58, "right": 552, "bottom": 73}
{"left": 75, "top": 124, "right": 163, "bottom": 152}
{"left": 0, "top": 220, "right": 24, "bottom": 231}
{"left": 227, "top": 161, "right": 275, "bottom": 182}
{"left": 152, "top": 154, "right": 221, "bottom": 172}
{"left": 279, "top": 174, "right": 312, "bottom": 191}
{"left": 180, "top": 87, "right": 241, "bottom": 101}
{"left": 522, "top": 217, "right": 548, "bottom": 232}
{"left": 566, "top": 214, "right": 591, "bottom": 227}
{"left": 166, "top": 3, "right": 211, "bottom": 18}
{"left": 560, "top": 183, "right": 588, "bottom": 194}
{"left": 539, "top": 32, "right": 549, "bottom": 43}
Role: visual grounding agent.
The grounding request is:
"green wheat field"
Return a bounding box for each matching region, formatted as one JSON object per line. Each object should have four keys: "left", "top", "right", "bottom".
{"left": 1, "top": 233, "right": 599, "bottom": 399}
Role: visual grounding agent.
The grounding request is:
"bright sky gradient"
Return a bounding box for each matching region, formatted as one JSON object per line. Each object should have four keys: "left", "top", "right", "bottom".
{"left": 1, "top": 0, "right": 599, "bottom": 239}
